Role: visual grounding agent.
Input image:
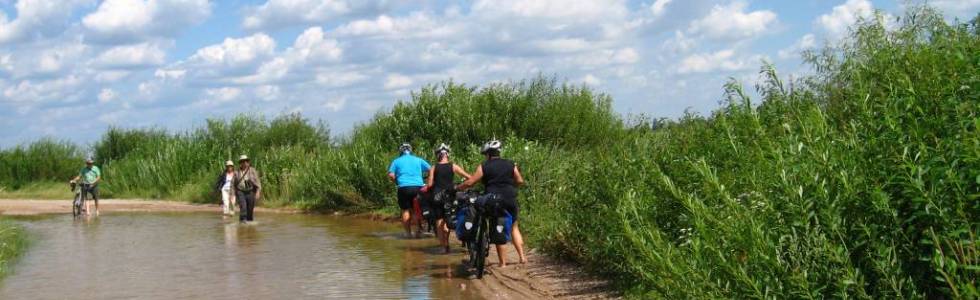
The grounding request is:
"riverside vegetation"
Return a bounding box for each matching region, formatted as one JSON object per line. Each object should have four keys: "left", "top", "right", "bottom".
{"left": 0, "top": 7, "right": 977, "bottom": 299}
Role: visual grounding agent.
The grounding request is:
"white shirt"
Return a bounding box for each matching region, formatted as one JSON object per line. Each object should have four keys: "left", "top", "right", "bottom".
{"left": 222, "top": 173, "right": 233, "bottom": 191}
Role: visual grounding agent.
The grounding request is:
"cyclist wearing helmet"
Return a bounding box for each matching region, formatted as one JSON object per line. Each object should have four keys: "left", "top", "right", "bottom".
{"left": 457, "top": 140, "right": 527, "bottom": 267}
{"left": 423, "top": 143, "right": 472, "bottom": 253}
{"left": 388, "top": 143, "right": 431, "bottom": 238}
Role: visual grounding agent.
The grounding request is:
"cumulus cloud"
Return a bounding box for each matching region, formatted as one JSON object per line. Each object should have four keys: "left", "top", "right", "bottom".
{"left": 816, "top": 0, "right": 874, "bottom": 38}
{"left": 0, "top": 0, "right": 87, "bottom": 44}
{"left": 777, "top": 34, "right": 817, "bottom": 60}
{"left": 93, "top": 43, "right": 167, "bottom": 69}
{"left": 384, "top": 73, "right": 412, "bottom": 90}
{"left": 677, "top": 49, "right": 757, "bottom": 74}
{"left": 82, "top": 0, "right": 212, "bottom": 43}
{"left": 98, "top": 88, "right": 116, "bottom": 103}
{"left": 242, "top": 0, "right": 387, "bottom": 30}
{"left": 688, "top": 1, "right": 778, "bottom": 42}
{"left": 923, "top": 0, "right": 980, "bottom": 20}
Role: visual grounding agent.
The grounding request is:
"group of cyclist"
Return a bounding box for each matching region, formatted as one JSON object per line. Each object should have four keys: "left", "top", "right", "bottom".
{"left": 387, "top": 140, "right": 528, "bottom": 267}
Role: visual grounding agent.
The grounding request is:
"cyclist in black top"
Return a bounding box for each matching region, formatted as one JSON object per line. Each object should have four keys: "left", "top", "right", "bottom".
{"left": 421, "top": 143, "right": 472, "bottom": 253}
{"left": 457, "top": 140, "right": 527, "bottom": 267}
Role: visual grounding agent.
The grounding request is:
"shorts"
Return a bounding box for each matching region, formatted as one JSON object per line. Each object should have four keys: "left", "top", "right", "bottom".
{"left": 397, "top": 186, "right": 421, "bottom": 210}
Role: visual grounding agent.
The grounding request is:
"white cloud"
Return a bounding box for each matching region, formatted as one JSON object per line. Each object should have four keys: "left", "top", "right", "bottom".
{"left": 98, "top": 88, "right": 116, "bottom": 103}
{"left": 82, "top": 0, "right": 212, "bottom": 43}
{"left": 688, "top": 1, "right": 778, "bottom": 41}
{"left": 778, "top": 34, "right": 817, "bottom": 60}
{"left": 581, "top": 74, "right": 601, "bottom": 86}
{"left": 323, "top": 97, "right": 347, "bottom": 112}
{"left": 255, "top": 85, "right": 280, "bottom": 101}
{"left": 93, "top": 43, "right": 167, "bottom": 69}
{"left": 925, "top": 0, "right": 980, "bottom": 20}
{"left": 0, "top": 0, "right": 87, "bottom": 44}
{"left": 816, "top": 0, "right": 874, "bottom": 38}
{"left": 203, "top": 87, "right": 242, "bottom": 103}
{"left": 677, "top": 49, "right": 756, "bottom": 74}
{"left": 384, "top": 73, "right": 412, "bottom": 90}
{"left": 472, "top": 0, "right": 627, "bottom": 21}
{"left": 187, "top": 33, "right": 276, "bottom": 69}
{"left": 650, "top": 0, "right": 673, "bottom": 18}
{"left": 242, "top": 0, "right": 385, "bottom": 30}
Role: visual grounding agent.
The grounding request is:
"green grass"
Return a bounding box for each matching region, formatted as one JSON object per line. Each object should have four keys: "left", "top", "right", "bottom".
{"left": 0, "top": 182, "right": 73, "bottom": 200}
{"left": 0, "top": 219, "right": 27, "bottom": 278}
{"left": 0, "top": 5, "right": 976, "bottom": 298}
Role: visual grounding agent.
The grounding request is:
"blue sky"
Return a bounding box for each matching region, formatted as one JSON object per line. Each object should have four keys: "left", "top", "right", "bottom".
{"left": 0, "top": 0, "right": 977, "bottom": 147}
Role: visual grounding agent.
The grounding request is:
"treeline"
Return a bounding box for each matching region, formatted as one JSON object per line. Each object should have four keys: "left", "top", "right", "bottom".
{"left": 0, "top": 7, "right": 977, "bottom": 298}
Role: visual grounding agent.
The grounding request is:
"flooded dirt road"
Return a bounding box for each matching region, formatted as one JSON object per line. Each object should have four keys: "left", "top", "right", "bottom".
{"left": 0, "top": 212, "right": 482, "bottom": 299}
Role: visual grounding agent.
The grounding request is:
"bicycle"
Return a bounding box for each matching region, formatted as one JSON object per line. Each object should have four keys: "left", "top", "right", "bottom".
{"left": 69, "top": 181, "right": 88, "bottom": 218}
{"left": 455, "top": 191, "right": 512, "bottom": 279}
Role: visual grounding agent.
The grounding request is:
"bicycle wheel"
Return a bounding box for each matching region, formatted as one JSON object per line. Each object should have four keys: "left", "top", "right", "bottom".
{"left": 474, "top": 218, "right": 488, "bottom": 279}
{"left": 72, "top": 193, "right": 82, "bottom": 217}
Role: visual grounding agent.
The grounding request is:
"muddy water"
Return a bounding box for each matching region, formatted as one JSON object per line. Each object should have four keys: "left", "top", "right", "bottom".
{"left": 0, "top": 213, "right": 482, "bottom": 299}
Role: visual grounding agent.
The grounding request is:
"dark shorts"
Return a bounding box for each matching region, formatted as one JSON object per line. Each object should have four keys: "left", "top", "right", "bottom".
{"left": 81, "top": 184, "right": 99, "bottom": 201}
{"left": 397, "top": 186, "right": 421, "bottom": 210}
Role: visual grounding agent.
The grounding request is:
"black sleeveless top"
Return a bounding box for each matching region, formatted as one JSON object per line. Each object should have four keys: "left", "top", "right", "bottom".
{"left": 481, "top": 158, "right": 517, "bottom": 199}
{"left": 433, "top": 163, "right": 454, "bottom": 191}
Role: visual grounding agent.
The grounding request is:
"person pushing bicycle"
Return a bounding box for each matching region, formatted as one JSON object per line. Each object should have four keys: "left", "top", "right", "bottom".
{"left": 423, "top": 143, "right": 471, "bottom": 253}
{"left": 70, "top": 158, "right": 101, "bottom": 216}
{"left": 456, "top": 140, "right": 527, "bottom": 267}
{"left": 388, "top": 143, "right": 431, "bottom": 238}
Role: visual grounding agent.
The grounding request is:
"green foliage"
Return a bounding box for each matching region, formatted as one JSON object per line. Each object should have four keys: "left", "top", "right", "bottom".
{"left": 0, "top": 139, "right": 83, "bottom": 190}
{"left": 0, "top": 219, "right": 27, "bottom": 277}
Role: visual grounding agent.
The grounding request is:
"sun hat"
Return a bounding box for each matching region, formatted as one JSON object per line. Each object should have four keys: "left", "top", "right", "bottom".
{"left": 238, "top": 155, "right": 249, "bottom": 161}
{"left": 225, "top": 160, "right": 234, "bottom": 166}
{"left": 85, "top": 158, "right": 94, "bottom": 163}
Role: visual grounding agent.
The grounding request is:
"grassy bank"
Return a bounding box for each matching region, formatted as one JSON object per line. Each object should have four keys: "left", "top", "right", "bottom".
{"left": 0, "top": 7, "right": 976, "bottom": 298}
{"left": 0, "top": 220, "right": 27, "bottom": 278}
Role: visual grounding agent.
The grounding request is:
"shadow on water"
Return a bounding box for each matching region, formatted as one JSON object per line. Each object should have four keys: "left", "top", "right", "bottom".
{"left": 0, "top": 212, "right": 484, "bottom": 299}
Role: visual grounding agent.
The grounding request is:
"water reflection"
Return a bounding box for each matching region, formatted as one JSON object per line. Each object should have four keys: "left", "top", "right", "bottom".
{"left": 0, "top": 213, "right": 482, "bottom": 299}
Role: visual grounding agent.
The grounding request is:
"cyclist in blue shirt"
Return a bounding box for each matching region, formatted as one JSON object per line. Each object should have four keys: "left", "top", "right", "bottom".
{"left": 388, "top": 143, "right": 431, "bottom": 238}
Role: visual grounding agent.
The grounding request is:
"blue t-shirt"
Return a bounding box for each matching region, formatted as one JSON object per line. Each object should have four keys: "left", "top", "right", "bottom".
{"left": 388, "top": 153, "right": 431, "bottom": 188}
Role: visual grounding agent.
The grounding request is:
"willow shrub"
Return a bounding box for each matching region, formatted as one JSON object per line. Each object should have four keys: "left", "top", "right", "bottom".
{"left": 527, "top": 8, "right": 977, "bottom": 298}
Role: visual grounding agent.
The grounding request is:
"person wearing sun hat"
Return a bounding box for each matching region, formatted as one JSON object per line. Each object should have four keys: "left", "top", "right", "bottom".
{"left": 70, "top": 158, "right": 101, "bottom": 216}
{"left": 214, "top": 160, "right": 237, "bottom": 216}
{"left": 232, "top": 155, "right": 262, "bottom": 223}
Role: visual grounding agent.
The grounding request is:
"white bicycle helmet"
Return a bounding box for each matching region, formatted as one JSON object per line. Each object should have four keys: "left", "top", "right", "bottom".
{"left": 399, "top": 143, "right": 412, "bottom": 153}
{"left": 434, "top": 143, "right": 451, "bottom": 154}
{"left": 480, "top": 140, "right": 502, "bottom": 154}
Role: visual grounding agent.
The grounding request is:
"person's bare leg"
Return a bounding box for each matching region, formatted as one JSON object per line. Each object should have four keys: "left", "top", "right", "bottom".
{"left": 496, "top": 244, "right": 507, "bottom": 268}
{"left": 436, "top": 219, "right": 450, "bottom": 253}
{"left": 401, "top": 210, "right": 412, "bottom": 237}
{"left": 94, "top": 197, "right": 99, "bottom": 216}
{"left": 512, "top": 222, "right": 527, "bottom": 264}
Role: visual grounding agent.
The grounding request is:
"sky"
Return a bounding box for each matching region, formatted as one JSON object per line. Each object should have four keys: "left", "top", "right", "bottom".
{"left": 0, "top": 0, "right": 977, "bottom": 147}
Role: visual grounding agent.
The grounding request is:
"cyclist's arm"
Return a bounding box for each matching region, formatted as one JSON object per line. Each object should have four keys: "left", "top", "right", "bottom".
{"left": 457, "top": 165, "right": 483, "bottom": 190}
{"left": 71, "top": 175, "right": 80, "bottom": 182}
{"left": 513, "top": 165, "right": 525, "bottom": 187}
{"left": 425, "top": 167, "right": 435, "bottom": 188}
{"left": 452, "top": 164, "right": 473, "bottom": 181}
{"left": 387, "top": 162, "right": 397, "bottom": 183}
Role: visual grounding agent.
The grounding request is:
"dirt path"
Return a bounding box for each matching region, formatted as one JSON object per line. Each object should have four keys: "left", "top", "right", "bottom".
{"left": 0, "top": 198, "right": 618, "bottom": 299}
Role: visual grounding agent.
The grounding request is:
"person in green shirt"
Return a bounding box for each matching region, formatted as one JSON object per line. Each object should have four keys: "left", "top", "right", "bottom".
{"left": 70, "top": 158, "right": 101, "bottom": 216}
